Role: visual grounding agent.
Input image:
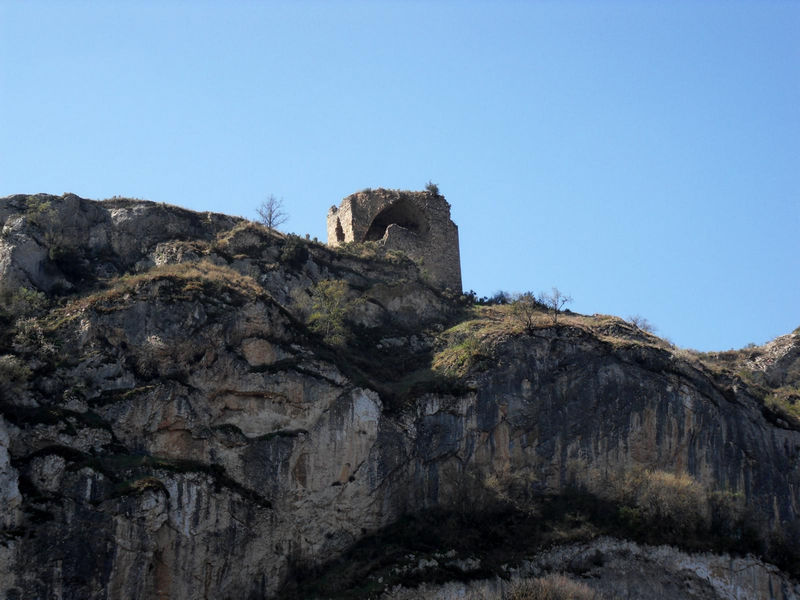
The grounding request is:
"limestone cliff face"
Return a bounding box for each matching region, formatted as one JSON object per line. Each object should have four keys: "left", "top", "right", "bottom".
{"left": 460, "top": 330, "right": 800, "bottom": 523}
{"left": 0, "top": 194, "right": 798, "bottom": 599}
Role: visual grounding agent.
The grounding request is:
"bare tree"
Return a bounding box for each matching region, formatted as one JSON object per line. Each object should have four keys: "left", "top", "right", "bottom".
{"left": 256, "top": 195, "right": 288, "bottom": 231}
{"left": 537, "top": 287, "right": 573, "bottom": 325}
{"left": 629, "top": 315, "right": 656, "bottom": 333}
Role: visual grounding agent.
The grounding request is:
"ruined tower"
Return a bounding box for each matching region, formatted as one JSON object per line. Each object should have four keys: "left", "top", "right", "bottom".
{"left": 327, "top": 188, "right": 462, "bottom": 292}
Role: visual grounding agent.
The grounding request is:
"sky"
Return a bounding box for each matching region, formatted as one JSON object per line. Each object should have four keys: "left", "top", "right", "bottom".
{"left": 1, "top": 1, "right": 798, "bottom": 351}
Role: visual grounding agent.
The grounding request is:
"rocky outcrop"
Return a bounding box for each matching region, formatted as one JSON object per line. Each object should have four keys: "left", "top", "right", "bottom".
{"left": 382, "top": 538, "right": 800, "bottom": 599}
{"left": 0, "top": 194, "right": 241, "bottom": 295}
{"left": 524, "top": 538, "right": 800, "bottom": 600}
{"left": 1, "top": 194, "right": 798, "bottom": 598}
{"left": 462, "top": 328, "right": 800, "bottom": 524}
{"left": 747, "top": 333, "right": 800, "bottom": 389}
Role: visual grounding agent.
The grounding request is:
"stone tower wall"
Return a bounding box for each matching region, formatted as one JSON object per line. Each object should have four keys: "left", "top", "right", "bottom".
{"left": 327, "top": 189, "right": 462, "bottom": 292}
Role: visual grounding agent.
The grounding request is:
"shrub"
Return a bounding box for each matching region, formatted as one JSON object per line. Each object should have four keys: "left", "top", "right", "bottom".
{"left": 0, "top": 354, "right": 31, "bottom": 395}
{"left": 465, "top": 290, "right": 513, "bottom": 306}
{"left": 766, "top": 519, "right": 800, "bottom": 576}
{"left": 487, "top": 291, "right": 511, "bottom": 305}
{"left": 508, "top": 574, "right": 597, "bottom": 600}
{"left": 25, "top": 197, "right": 65, "bottom": 253}
{"left": 25, "top": 196, "right": 56, "bottom": 228}
{"left": 425, "top": 180, "right": 440, "bottom": 196}
{"left": 432, "top": 322, "right": 493, "bottom": 377}
{"left": 510, "top": 292, "right": 542, "bottom": 333}
{"left": 764, "top": 387, "right": 800, "bottom": 427}
{"left": 708, "top": 489, "right": 752, "bottom": 546}
{"left": 484, "top": 469, "right": 539, "bottom": 515}
{"left": 307, "top": 279, "right": 360, "bottom": 346}
{"left": 280, "top": 235, "right": 309, "bottom": 267}
{"left": 0, "top": 287, "right": 48, "bottom": 319}
{"left": 43, "top": 261, "right": 263, "bottom": 330}
{"left": 607, "top": 468, "right": 709, "bottom": 538}
{"left": 13, "top": 318, "right": 57, "bottom": 358}
{"left": 433, "top": 336, "right": 488, "bottom": 376}
{"left": 337, "top": 240, "right": 380, "bottom": 260}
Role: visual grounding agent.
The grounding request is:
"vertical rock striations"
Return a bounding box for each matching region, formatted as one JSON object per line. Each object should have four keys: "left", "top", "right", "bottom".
{"left": 0, "top": 194, "right": 798, "bottom": 598}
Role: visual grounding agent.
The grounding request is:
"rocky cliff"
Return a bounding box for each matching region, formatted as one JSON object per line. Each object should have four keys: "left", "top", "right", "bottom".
{"left": 1, "top": 194, "right": 798, "bottom": 599}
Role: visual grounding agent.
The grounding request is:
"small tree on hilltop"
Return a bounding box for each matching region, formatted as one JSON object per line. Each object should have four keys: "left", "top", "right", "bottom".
{"left": 256, "top": 194, "right": 288, "bottom": 231}
{"left": 510, "top": 292, "right": 540, "bottom": 334}
{"left": 538, "top": 287, "right": 573, "bottom": 325}
{"left": 425, "top": 180, "right": 440, "bottom": 196}
{"left": 629, "top": 315, "right": 657, "bottom": 334}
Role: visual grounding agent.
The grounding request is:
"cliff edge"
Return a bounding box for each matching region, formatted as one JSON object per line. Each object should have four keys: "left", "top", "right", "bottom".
{"left": 1, "top": 194, "right": 798, "bottom": 599}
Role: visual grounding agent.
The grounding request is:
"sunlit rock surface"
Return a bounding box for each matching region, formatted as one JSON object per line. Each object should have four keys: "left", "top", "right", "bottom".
{"left": 1, "top": 194, "right": 798, "bottom": 598}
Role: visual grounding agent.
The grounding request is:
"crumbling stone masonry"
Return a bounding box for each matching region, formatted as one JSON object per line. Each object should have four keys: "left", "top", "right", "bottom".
{"left": 327, "top": 188, "right": 462, "bottom": 292}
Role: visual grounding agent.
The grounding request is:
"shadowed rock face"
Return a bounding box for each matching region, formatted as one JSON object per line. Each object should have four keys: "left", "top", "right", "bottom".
{"left": 1, "top": 194, "right": 798, "bottom": 599}
{"left": 475, "top": 332, "right": 799, "bottom": 518}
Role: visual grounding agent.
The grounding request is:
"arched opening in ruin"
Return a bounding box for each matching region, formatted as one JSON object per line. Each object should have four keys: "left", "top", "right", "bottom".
{"left": 335, "top": 218, "right": 345, "bottom": 243}
{"left": 363, "top": 200, "right": 427, "bottom": 242}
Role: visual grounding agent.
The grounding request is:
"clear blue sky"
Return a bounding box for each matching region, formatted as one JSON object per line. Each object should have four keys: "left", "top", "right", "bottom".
{"left": 2, "top": 1, "right": 798, "bottom": 351}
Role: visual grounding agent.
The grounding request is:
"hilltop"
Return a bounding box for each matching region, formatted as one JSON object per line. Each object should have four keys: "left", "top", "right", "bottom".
{"left": 1, "top": 194, "right": 798, "bottom": 599}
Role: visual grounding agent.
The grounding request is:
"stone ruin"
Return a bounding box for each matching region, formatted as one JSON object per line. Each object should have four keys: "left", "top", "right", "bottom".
{"left": 327, "top": 188, "right": 462, "bottom": 292}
